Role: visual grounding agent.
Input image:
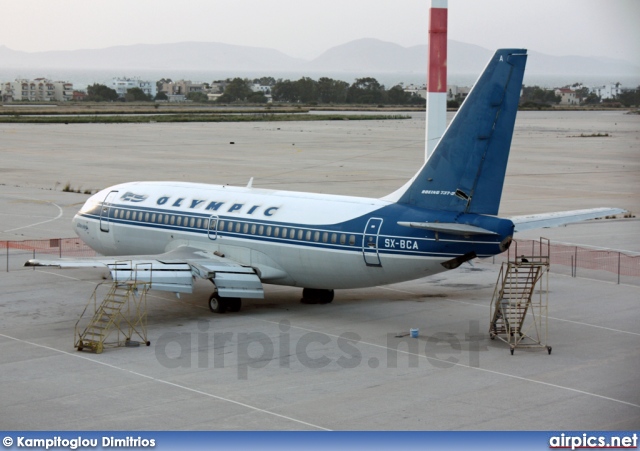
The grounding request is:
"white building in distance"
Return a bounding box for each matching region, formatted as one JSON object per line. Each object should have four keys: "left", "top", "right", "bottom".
{"left": 1, "top": 78, "right": 73, "bottom": 102}
{"left": 111, "top": 77, "right": 157, "bottom": 99}
{"left": 592, "top": 83, "right": 623, "bottom": 100}
{"left": 555, "top": 88, "right": 580, "bottom": 105}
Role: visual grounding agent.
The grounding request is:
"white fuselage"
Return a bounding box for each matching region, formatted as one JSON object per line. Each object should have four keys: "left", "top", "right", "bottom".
{"left": 72, "top": 181, "right": 506, "bottom": 290}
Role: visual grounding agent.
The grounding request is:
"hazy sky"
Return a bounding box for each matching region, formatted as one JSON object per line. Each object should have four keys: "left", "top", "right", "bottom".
{"left": 2, "top": 0, "right": 639, "bottom": 65}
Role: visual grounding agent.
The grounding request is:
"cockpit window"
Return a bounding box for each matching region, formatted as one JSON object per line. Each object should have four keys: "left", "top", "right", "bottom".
{"left": 80, "top": 201, "right": 101, "bottom": 214}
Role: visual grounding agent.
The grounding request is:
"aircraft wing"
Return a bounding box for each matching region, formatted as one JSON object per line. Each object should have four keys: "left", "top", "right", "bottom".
{"left": 25, "top": 245, "right": 264, "bottom": 298}
{"left": 510, "top": 207, "right": 626, "bottom": 233}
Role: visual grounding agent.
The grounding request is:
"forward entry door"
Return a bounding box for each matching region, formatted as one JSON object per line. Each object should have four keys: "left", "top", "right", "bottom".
{"left": 100, "top": 190, "right": 119, "bottom": 232}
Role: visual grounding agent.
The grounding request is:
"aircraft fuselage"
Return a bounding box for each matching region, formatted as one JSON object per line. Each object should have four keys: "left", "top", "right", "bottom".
{"left": 73, "top": 181, "right": 514, "bottom": 290}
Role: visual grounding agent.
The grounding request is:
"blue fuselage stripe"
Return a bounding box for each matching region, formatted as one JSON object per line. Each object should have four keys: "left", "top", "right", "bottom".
{"left": 82, "top": 202, "right": 508, "bottom": 259}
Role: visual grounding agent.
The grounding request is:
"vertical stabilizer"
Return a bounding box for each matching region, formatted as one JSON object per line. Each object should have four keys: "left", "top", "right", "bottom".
{"left": 425, "top": 0, "right": 448, "bottom": 161}
{"left": 387, "top": 49, "right": 528, "bottom": 216}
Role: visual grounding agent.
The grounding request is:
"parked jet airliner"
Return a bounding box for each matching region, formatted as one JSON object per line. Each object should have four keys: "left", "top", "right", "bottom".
{"left": 27, "top": 49, "right": 623, "bottom": 313}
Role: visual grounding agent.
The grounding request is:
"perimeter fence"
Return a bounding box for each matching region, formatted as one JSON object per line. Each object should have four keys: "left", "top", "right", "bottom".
{"left": 2, "top": 237, "right": 97, "bottom": 272}
{"left": 493, "top": 239, "right": 640, "bottom": 286}
{"left": 2, "top": 237, "right": 639, "bottom": 285}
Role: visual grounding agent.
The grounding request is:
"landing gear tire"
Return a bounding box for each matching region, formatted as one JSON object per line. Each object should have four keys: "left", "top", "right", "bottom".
{"left": 301, "top": 288, "right": 334, "bottom": 304}
{"left": 227, "top": 298, "right": 242, "bottom": 313}
{"left": 209, "top": 293, "right": 227, "bottom": 313}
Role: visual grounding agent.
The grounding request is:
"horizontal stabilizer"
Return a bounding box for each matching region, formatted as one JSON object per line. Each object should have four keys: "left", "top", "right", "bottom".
{"left": 510, "top": 208, "right": 626, "bottom": 232}
{"left": 397, "top": 221, "right": 498, "bottom": 235}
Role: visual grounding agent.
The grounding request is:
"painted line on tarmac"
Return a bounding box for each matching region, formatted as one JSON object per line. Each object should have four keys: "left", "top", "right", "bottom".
{"left": 254, "top": 316, "right": 640, "bottom": 410}
{"left": 0, "top": 332, "right": 331, "bottom": 431}
{"left": 1, "top": 196, "right": 64, "bottom": 232}
{"left": 24, "top": 271, "right": 640, "bottom": 410}
{"left": 380, "top": 283, "right": 640, "bottom": 336}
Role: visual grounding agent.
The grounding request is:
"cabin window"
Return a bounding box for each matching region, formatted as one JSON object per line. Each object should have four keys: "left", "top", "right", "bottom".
{"left": 132, "top": 211, "right": 138, "bottom": 221}
{"left": 349, "top": 235, "right": 356, "bottom": 245}
{"left": 340, "top": 234, "right": 346, "bottom": 245}
{"left": 250, "top": 224, "right": 256, "bottom": 234}
{"left": 170, "top": 216, "right": 175, "bottom": 225}
{"left": 305, "top": 230, "right": 311, "bottom": 241}
{"left": 144, "top": 212, "right": 150, "bottom": 222}
{"left": 322, "top": 232, "right": 328, "bottom": 243}
{"left": 235, "top": 222, "right": 241, "bottom": 233}
{"left": 258, "top": 225, "right": 264, "bottom": 235}
{"left": 266, "top": 226, "right": 272, "bottom": 236}
{"left": 209, "top": 219, "right": 217, "bottom": 230}
{"left": 313, "top": 231, "right": 320, "bottom": 242}
{"left": 125, "top": 210, "right": 130, "bottom": 220}
{"left": 274, "top": 227, "right": 280, "bottom": 237}
{"left": 331, "top": 233, "right": 337, "bottom": 244}
{"left": 176, "top": 216, "right": 182, "bottom": 226}
{"left": 218, "top": 220, "right": 225, "bottom": 231}
{"left": 243, "top": 223, "right": 249, "bottom": 234}
{"left": 297, "top": 229, "right": 304, "bottom": 240}
{"left": 151, "top": 213, "right": 156, "bottom": 223}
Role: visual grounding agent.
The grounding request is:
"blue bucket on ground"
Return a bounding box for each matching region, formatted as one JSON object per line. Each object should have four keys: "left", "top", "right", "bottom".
{"left": 410, "top": 328, "right": 419, "bottom": 338}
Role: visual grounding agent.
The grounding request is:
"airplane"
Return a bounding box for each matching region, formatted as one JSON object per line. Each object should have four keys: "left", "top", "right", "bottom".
{"left": 27, "top": 48, "right": 624, "bottom": 313}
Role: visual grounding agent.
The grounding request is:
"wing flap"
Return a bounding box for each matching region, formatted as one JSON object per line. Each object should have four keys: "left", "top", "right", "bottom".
{"left": 213, "top": 272, "right": 264, "bottom": 299}
{"left": 25, "top": 245, "right": 265, "bottom": 298}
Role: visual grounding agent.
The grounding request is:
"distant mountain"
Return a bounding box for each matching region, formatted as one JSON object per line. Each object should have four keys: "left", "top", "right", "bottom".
{"left": 305, "top": 38, "right": 639, "bottom": 78}
{"left": 1, "top": 39, "right": 638, "bottom": 79}
{"left": 304, "top": 38, "right": 492, "bottom": 74}
{"left": 0, "top": 42, "right": 305, "bottom": 72}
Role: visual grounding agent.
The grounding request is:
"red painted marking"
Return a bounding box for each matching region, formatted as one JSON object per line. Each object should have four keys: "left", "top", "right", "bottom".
{"left": 428, "top": 7, "right": 447, "bottom": 93}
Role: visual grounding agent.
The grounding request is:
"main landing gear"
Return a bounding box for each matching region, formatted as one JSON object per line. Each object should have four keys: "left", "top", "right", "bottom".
{"left": 208, "top": 288, "right": 335, "bottom": 313}
{"left": 209, "top": 293, "right": 242, "bottom": 314}
{"left": 300, "top": 288, "right": 334, "bottom": 304}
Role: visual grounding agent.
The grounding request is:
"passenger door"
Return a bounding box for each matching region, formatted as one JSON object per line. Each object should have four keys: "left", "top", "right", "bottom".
{"left": 362, "top": 217, "right": 383, "bottom": 267}
{"left": 100, "top": 190, "right": 119, "bottom": 233}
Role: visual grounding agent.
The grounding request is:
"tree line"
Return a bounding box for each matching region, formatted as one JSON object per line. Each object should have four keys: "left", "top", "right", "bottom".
{"left": 86, "top": 79, "right": 640, "bottom": 107}
{"left": 86, "top": 76, "right": 427, "bottom": 106}
{"left": 520, "top": 83, "right": 640, "bottom": 107}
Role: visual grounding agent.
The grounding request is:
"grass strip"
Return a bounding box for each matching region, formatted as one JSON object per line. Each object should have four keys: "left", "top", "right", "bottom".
{"left": 0, "top": 113, "right": 409, "bottom": 124}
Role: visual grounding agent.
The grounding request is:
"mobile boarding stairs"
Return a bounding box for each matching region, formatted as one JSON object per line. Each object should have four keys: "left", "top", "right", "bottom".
{"left": 489, "top": 239, "right": 552, "bottom": 355}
